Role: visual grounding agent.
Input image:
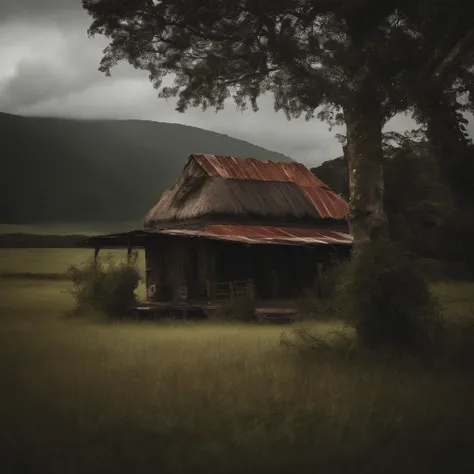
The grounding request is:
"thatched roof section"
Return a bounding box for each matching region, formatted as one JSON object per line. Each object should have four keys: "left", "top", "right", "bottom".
{"left": 143, "top": 155, "right": 349, "bottom": 227}
{"left": 145, "top": 177, "right": 319, "bottom": 226}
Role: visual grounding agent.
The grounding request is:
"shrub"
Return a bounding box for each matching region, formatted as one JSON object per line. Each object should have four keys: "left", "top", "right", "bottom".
{"left": 334, "top": 240, "right": 442, "bottom": 352}
{"left": 296, "top": 265, "right": 349, "bottom": 321}
{"left": 67, "top": 252, "right": 141, "bottom": 318}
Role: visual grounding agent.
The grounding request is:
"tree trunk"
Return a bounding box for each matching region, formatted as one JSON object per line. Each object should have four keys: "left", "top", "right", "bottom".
{"left": 344, "top": 86, "right": 388, "bottom": 254}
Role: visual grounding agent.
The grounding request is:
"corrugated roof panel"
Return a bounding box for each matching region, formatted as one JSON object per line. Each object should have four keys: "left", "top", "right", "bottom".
{"left": 278, "top": 161, "right": 325, "bottom": 187}
{"left": 192, "top": 154, "right": 325, "bottom": 184}
{"left": 206, "top": 224, "right": 353, "bottom": 245}
{"left": 303, "top": 187, "right": 348, "bottom": 220}
{"left": 81, "top": 225, "right": 353, "bottom": 247}
{"left": 160, "top": 224, "right": 353, "bottom": 246}
{"left": 190, "top": 154, "right": 348, "bottom": 220}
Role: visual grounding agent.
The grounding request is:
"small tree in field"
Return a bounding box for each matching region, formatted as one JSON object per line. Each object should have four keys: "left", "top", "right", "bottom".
{"left": 67, "top": 252, "right": 141, "bottom": 318}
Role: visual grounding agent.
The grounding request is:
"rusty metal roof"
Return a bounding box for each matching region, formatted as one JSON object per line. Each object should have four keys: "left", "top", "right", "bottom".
{"left": 190, "top": 154, "right": 348, "bottom": 220}
{"left": 80, "top": 224, "right": 353, "bottom": 247}
{"left": 160, "top": 224, "right": 353, "bottom": 246}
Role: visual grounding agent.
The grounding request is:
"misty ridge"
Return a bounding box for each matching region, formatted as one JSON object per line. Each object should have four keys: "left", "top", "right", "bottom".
{"left": 0, "top": 112, "right": 294, "bottom": 224}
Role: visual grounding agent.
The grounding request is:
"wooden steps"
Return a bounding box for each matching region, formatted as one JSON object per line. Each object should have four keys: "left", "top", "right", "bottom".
{"left": 134, "top": 299, "right": 298, "bottom": 322}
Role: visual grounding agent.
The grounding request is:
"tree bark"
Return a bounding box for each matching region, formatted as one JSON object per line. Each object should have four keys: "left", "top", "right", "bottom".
{"left": 344, "top": 85, "right": 388, "bottom": 254}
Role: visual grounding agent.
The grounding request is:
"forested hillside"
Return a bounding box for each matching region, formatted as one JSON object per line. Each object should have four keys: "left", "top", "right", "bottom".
{"left": 0, "top": 113, "right": 292, "bottom": 224}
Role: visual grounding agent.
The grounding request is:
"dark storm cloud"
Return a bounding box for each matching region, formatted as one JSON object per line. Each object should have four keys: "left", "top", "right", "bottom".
{"left": 0, "top": 44, "right": 100, "bottom": 110}
{"left": 0, "top": 6, "right": 148, "bottom": 114}
{"left": 0, "top": 24, "right": 144, "bottom": 112}
{"left": 0, "top": 0, "right": 141, "bottom": 110}
{"left": 0, "top": 0, "right": 100, "bottom": 111}
{"left": 1, "top": 0, "right": 83, "bottom": 20}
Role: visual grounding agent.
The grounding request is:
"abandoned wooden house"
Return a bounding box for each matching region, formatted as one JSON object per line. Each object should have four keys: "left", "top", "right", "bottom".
{"left": 82, "top": 154, "right": 352, "bottom": 312}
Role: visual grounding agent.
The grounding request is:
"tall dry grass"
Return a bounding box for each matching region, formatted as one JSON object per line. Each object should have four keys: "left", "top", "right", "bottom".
{"left": 1, "top": 278, "right": 474, "bottom": 473}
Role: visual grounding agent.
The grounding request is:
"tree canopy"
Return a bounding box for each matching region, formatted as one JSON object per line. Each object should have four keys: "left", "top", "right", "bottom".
{"left": 83, "top": 1, "right": 474, "bottom": 121}
{"left": 84, "top": 0, "right": 395, "bottom": 119}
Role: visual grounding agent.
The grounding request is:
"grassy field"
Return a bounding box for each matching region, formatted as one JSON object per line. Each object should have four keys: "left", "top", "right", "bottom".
{"left": 0, "top": 248, "right": 146, "bottom": 281}
{"left": 1, "top": 249, "right": 474, "bottom": 473}
{"left": 0, "top": 222, "right": 139, "bottom": 235}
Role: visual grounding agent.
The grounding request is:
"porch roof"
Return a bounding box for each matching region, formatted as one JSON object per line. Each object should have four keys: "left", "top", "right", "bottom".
{"left": 79, "top": 223, "right": 353, "bottom": 248}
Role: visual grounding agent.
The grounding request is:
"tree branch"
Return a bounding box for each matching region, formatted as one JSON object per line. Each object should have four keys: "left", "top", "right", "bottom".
{"left": 432, "top": 27, "right": 474, "bottom": 83}
{"left": 221, "top": 67, "right": 278, "bottom": 86}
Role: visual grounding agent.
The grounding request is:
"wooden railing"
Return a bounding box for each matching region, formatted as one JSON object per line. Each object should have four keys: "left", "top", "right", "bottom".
{"left": 213, "top": 279, "right": 253, "bottom": 299}
{"left": 174, "top": 286, "right": 189, "bottom": 303}
{"left": 174, "top": 278, "right": 255, "bottom": 303}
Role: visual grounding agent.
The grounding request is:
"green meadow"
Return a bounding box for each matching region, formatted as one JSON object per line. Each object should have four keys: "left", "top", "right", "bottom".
{"left": 1, "top": 249, "right": 474, "bottom": 473}
{"left": 0, "top": 222, "right": 140, "bottom": 235}
{"left": 0, "top": 248, "right": 145, "bottom": 281}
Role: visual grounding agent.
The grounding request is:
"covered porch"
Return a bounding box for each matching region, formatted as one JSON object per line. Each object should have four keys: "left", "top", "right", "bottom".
{"left": 80, "top": 224, "right": 352, "bottom": 320}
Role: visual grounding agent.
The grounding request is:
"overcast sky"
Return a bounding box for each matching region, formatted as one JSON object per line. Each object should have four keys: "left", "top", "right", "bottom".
{"left": 1, "top": 1, "right": 471, "bottom": 167}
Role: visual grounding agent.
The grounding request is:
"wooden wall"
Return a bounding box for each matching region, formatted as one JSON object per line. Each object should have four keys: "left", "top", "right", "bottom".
{"left": 145, "top": 236, "right": 216, "bottom": 301}
{"left": 145, "top": 235, "right": 350, "bottom": 302}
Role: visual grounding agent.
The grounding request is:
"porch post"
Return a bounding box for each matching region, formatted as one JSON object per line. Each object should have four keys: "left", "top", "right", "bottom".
{"left": 206, "top": 245, "right": 216, "bottom": 300}
{"left": 316, "top": 262, "right": 324, "bottom": 297}
{"left": 246, "top": 245, "right": 255, "bottom": 299}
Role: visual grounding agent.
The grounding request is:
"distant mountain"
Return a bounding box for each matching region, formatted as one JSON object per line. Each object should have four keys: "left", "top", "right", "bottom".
{"left": 0, "top": 113, "right": 293, "bottom": 224}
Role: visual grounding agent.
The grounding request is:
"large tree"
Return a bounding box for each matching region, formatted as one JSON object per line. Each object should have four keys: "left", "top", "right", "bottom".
{"left": 83, "top": 0, "right": 408, "bottom": 251}
{"left": 83, "top": 1, "right": 474, "bottom": 251}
